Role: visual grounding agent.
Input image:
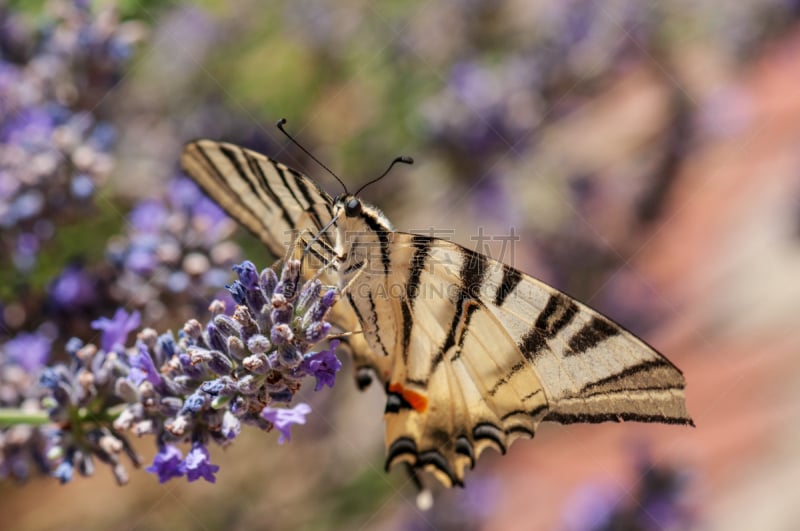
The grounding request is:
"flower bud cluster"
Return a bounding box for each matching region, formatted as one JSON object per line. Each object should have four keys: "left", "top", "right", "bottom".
{"left": 2, "top": 260, "right": 341, "bottom": 485}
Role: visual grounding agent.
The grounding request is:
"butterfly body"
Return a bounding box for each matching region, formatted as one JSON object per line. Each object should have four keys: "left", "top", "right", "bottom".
{"left": 181, "top": 139, "right": 693, "bottom": 488}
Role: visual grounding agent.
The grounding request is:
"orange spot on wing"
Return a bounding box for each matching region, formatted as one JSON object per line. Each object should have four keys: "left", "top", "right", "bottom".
{"left": 388, "top": 383, "right": 428, "bottom": 413}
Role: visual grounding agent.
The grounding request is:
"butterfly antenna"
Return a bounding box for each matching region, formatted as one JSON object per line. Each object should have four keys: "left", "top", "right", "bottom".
{"left": 277, "top": 118, "right": 348, "bottom": 194}
{"left": 354, "top": 155, "right": 414, "bottom": 197}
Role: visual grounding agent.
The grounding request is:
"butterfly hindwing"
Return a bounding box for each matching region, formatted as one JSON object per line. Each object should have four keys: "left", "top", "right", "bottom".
{"left": 363, "top": 233, "right": 691, "bottom": 486}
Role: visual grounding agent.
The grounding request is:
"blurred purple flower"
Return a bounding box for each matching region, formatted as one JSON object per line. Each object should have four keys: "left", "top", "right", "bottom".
{"left": 91, "top": 309, "right": 140, "bottom": 352}
{"left": 300, "top": 340, "right": 342, "bottom": 391}
{"left": 261, "top": 402, "right": 312, "bottom": 444}
{"left": 3, "top": 332, "right": 52, "bottom": 372}
{"left": 168, "top": 177, "right": 202, "bottom": 210}
{"left": 128, "top": 200, "right": 168, "bottom": 234}
{"left": 180, "top": 443, "right": 219, "bottom": 483}
{"left": 48, "top": 264, "right": 96, "bottom": 310}
{"left": 145, "top": 444, "right": 184, "bottom": 483}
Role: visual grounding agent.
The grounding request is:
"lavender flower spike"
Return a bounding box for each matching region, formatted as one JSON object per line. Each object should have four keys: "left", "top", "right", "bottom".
{"left": 261, "top": 403, "right": 312, "bottom": 444}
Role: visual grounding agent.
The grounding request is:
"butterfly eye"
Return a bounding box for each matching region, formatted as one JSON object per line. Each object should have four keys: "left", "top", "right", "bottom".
{"left": 345, "top": 198, "right": 362, "bottom": 217}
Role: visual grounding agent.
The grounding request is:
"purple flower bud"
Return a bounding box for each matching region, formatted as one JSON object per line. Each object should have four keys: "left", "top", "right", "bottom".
{"left": 261, "top": 403, "right": 311, "bottom": 444}
{"left": 304, "top": 321, "right": 331, "bottom": 344}
{"left": 137, "top": 328, "right": 159, "bottom": 350}
{"left": 206, "top": 350, "right": 233, "bottom": 375}
{"left": 270, "top": 323, "right": 293, "bottom": 345}
{"left": 65, "top": 337, "right": 83, "bottom": 357}
{"left": 156, "top": 332, "right": 175, "bottom": 359}
{"left": 227, "top": 336, "right": 247, "bottom": 361}
{"left": 278, "top": 345, "right": 303, "bottom": 368}
{"left": 159, "top": 397, "right": 183, "bottom": 416}
{"left": 206, "top": 323, "right": 227, "bottom": 353}
{"left": 300, "top": 340, "right": 342, "bottom": 391}
{"left": 213, "top": 314, "right": 239, "bottom": 337}
{"left": 259, "top": 268, "right": 278, "bottom": 297}
{"left": 242, "top": 353, "right": 270, "bottom": 374}
{"left": 270, "top": 294, "right": 292, "bottom": 326}
{"left": 114, "top": 377, "right": 139, "bottom": 403}
{"left": 226, "top": 280, "right": 247, "bottom": 305}
{"left": 232, "top": 305, "right": 259, "bottom": 342}
{"left": 182, "top": 319, "right": 203, "bottom": 341}
{"left": 178, "top": 352, "right": 203, "bottom": 379}
{"left": 233, "top": 260, "right": 259, "bottom": 289}
{"left": 200, "top": 377, "right": 236, "bottom": 397}
{"left": 145, "top": 445, "right": 184, "bottom": 483}
{"left": 181, "top": 392, "right": 208, "bottom": 415}
{"left": 310, "top": 289, "right": 337, "bottom": 322}
{"left": 246, "top": 334, "right": 270, "bottom": 354}
{"left": 180, "top": 443, "right": 219, "bottom": 483}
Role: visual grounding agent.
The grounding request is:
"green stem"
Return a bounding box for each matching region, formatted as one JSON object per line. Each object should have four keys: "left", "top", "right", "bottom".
{"left": 0, "top": 408, "right": 51, "bottom": 427}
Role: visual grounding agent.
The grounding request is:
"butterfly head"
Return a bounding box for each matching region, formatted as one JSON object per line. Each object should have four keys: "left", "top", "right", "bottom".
{"left": 333, "top": 194, "right": 364, "bottom": 218}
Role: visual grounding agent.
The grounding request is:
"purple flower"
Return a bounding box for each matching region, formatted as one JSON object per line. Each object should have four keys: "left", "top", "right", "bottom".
{"left": 168, "top": 177, "right": 203, "bottom": 210}
{"left": 145, "top": 445, "right": 184, "bottom": 483}
{"left": 128, "top": 200, "right": 167, "bottom": 234}
{"left": 261, "top": 403, "right": 312, "bottom": 444}
{"left": 300, "top": 340, "right": 342, "bottom": 391}
{"left": 49, "top": 264, "right": 96, "bottom": 310}
{"left": 3, "top": 332, "right": 52, "bottom": 372}
{"left": 91, "top": 309, "right": 141, "bottom": 352}
{"left": 129, "top": 342, "right": 162, "bottom": 387}
{"left": 180, "top": 443, "right": 219, "bottom": 483}
{"left": 232, "top": 261, "right": 259, "bottom": 290}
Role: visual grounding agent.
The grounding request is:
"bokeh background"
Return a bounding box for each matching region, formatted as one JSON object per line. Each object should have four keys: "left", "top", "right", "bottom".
{"left": 3, "top": 0, "right": 800, "bottom": 529}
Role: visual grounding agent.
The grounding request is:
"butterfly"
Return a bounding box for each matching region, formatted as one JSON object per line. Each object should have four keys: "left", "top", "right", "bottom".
{"left": 181, "top": 129, "right": 692, "bottom": 489}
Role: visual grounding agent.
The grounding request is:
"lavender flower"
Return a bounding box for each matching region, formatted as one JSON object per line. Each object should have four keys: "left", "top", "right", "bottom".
{"left": 106, "top": 177, "right": 241, "bottom": 323}
{"left": 301, "top": 340, "right": 342, "bottom": 392}
{"left": 3, "top": 332, "right": 52, "bottom": 373}
{"left": 145, "top": 444, "right": 184, "bottom": 483}
{"left": 261, "top": 403, "right": 312, "bottom": 444}
{"left": 91, "top": 309, "right": 140, "bottom": 353}
{"left": 3, "top": 259, "right": 343, "bottom": 486}
{"left": 180, "top": 443, "right": 219, "bottom": 483}
{"left": 0, "top": 0, "right": 143, "bottom": 273}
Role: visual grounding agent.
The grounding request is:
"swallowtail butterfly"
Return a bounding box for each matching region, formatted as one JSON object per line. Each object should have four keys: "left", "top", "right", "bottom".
{"left": 181, "top": 128, "right": 692, "bottom": 490}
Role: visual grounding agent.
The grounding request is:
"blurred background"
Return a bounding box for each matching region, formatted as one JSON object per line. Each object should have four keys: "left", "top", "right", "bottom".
{"left": 2, "top": 0, "right": 800, "bottom": 529}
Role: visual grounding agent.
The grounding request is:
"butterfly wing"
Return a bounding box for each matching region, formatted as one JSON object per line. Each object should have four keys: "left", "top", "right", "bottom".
{"left": 181, "top": 140, "right": 336, "bottom": 258}
{"left": 181, "top": 140, "right": 388, "bottom": 386}
{"left": 357, "top": 233, "right": 692, "bottom": 487}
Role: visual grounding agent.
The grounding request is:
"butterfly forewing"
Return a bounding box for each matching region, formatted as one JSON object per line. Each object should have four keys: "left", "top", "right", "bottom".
{"left": 181, "top": 140, "right": 336, "bottom": 260}
{"left": 181, "top": 139, "right": 693, "bottom": 490}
